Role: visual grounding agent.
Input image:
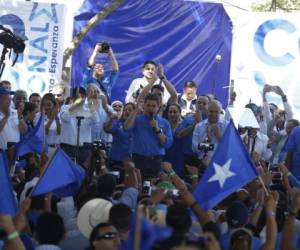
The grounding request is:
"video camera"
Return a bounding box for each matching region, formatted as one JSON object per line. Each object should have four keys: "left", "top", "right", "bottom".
{"left": 92, "top": 140, "right": 106, "bottom": 152}
{"left": 0, "top": 25, "right": 25, "bottom": 54}
{"left": 98, "top": 42, "right": 110, "bottom": 53}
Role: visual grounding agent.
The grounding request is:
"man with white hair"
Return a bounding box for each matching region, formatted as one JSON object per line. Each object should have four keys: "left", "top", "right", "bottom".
{"left": 192, "top": 100, "right": 228, "bottom": 161}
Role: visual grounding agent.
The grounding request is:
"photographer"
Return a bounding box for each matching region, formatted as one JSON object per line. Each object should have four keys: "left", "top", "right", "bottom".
{"left": 192, "top": 100, "right": 228, "bottom": 162}
{"left": 82, "top": 43, "right": 119, "bottom": 103}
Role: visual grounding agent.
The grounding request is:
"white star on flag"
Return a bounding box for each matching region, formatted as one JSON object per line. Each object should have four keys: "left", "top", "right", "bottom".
{"left": 208, "top": 159, "right": 236, "bottom": 188}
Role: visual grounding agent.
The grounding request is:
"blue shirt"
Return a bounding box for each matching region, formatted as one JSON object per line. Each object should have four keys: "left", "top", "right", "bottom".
{"left": 105, "top": 120, "right": 132, "bottom": 161}
{"left": 127, "top": 114, "right": 173, "bottom": 156}
{"left": 286, "top": 125, "right": 300, "bottom": 179}
{"left": 176, "top": 115, "right": 198, "bottom": 156}
{"left": 163, "top": 129, "right": 185, "bottom": 177}
{"left": 82, "top": 67, "right": 119, "bottom": 101}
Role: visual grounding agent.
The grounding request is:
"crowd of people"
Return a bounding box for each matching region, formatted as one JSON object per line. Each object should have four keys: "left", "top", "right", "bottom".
{"left": 0, "top": 42, "right": 300, "bottom": 250}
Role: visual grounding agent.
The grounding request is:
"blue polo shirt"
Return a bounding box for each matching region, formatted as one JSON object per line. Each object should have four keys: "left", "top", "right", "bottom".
{"left": 105, "top": 120, "right": 132, "bottom": 161}
{"left": 82, "top": 67, "right": 119, "bottom": 101}
{"left": 286, "top": 125, "right": 300, "bottom": 179}
{"left": 176, "top": 114, "right": 207, "bottom": 156}
{"left": 126, "top": 114, "right": 173, "bottom": 156}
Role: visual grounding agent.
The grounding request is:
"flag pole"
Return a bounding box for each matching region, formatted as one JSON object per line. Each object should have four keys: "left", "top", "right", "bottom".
{"left": 134, "top": 205, "right": 142, "bottom": 250}
{"left": 258, "top": 176, "right": 270, "bottom": 196}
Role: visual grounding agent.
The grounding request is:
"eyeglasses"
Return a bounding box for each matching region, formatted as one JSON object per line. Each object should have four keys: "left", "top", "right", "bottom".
{"left": 95, "top": 232, "right": 119, "bottom": 241}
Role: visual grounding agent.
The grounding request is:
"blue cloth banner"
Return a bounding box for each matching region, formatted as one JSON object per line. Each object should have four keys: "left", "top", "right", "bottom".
{"left": 0, "top": 151, "right": 17, "bottom": 216}
{"left": 31, "top": 148, "right": 85, "bottom": 197}
{"left": 71, "top": 0, "right": 232, "bottom": 106}
{"left": 193, "top": 120, "right": 259, "bottom": 211}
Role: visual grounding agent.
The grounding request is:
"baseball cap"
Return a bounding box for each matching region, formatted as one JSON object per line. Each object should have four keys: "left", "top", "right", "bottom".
{"left": 0, "top": 87, "right": 14, "bottom": 95}
{"left": 226, "top": 201, "right": 249, "bottom": 228}
{"left": 77, "top": 198, "right": 112, "bottom": 238}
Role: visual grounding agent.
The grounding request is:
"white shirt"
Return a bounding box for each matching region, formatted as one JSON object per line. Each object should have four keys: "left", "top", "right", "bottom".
{"left": 0, "top": 109, "right": 20, "bottom": 150}
{"left": 45, "top": 116, "right": 61, "bottom": 145}
{"left": 241, "top": 131, "right": 272, "bottom": 161}
{"left": 125, "top": 77, "right": 170, "bottom": 104}
{"left": 91, "top": 102, "right": 112, "bottom": 143}
{"left": 60, "top": 103, "right": 98, "bottom": 146}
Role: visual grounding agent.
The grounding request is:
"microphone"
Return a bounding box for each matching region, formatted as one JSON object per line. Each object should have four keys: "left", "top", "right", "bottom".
{"left": 149, "top": 113, "right": 157, "bottom": 131}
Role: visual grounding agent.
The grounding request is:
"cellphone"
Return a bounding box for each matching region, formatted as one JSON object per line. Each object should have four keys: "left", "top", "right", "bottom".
{"left": 142, "top": 181, "right": 152, "bottom": 196}
{"left": 271, "top": 172, "right": 282, "bottom": 185}
{"left": 165, "top": 189, "right": 180, "bottom": 199}
{"left": 109, "top": 171, "right": 120, "bottom": 179}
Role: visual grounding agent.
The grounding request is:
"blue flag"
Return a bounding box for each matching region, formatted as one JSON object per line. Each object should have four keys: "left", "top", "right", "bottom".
{"left": 0, "top": 151, "right": 17, "bottom": 216}
{"left": 193, "top": 120, "right": 258, "bottom": 211}
{"left": 31, "top": 148, "right": 85, "bottom": 197}
{"left": 122, "top": 215, "right": 172, "bottom": 250}
{"left": 15, "top": 113, "right": 45, "bottom": 158}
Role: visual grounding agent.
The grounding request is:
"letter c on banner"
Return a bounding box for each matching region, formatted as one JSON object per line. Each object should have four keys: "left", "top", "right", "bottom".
{"left": 253, "top": 19, "right": 296, "bottom": 66}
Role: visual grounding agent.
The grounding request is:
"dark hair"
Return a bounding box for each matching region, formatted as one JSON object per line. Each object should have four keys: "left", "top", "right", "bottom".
{"left": 288, "top": 119, "right": 299, "bottom": 127}
{"left": 109, "top": 203, "right": 132, "bottom": 231}
{"left": 29, "top": 93, "right": 41, "bottom": 100}
{"left": 163, "top": 103, "right": 181, "bottom": 120}
{"left": 41, "top": 93, "right": 57, "bottom": 112}
{"left": 0, "top": 80, "right": 11, "bottom": 87}
{"left": 89, "top": 222, "right": 113, "bottom": 249}
{"left": 124, "top": 102, "right": 136, "bottom": 110}
{"left": 72, "top": 87, "right": 87, "bottom": 98}
{"left": 35, "top": 213, "right": 65, "bottom": 245}
{"left": 184, "top": 81, "right": 197, "bottom": 89}
{"left": 151, "top": 84, "right": 165, "bottom": 93}
{"left": 143, "top": 60, "right": 157, "bottom": 68}
{"left": 144, "top": 93, "right": 160, "bottom": 106}
{"left": 97, "top": 174, "right": 117, "bottom": 199}
{"left": 22, "top": 102, "right": 36, "bottom": 116}
{"left": 166, "top": 204, "right": 191, "bottom": 234}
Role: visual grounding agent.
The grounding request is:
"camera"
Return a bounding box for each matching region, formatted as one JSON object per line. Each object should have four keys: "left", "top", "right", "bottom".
{"left": 92, "top": 140, "right": 106, "bottom": 152}
{"left": 0, "top": 25, "right": 25, "bottom": 53}
{"left": 142, "top": 181, "right": 152, "bottom": 196}
{"left": 198, "top": 142, "right": 214, "bottom": 154}
{"left": 98, "top": 42, "right": 110, "bottom": 53}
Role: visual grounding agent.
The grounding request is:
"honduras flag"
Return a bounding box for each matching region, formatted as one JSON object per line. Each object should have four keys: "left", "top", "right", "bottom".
{"left": 15, "top": 113, "right": 45, "bottom": 158}
{"left": 31, "top": 148, "right": 85, "bottom": 197}
{"left": 0, "top": 151, "right": 17, "bottom": 216}
{"left": 193, "top": 120, "right": 258, "bottom": 211}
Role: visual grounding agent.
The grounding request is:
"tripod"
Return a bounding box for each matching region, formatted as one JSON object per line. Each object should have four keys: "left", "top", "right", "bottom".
{"left": 0, "top": 47, "right": 9, "bottom": 79}
{"left": 74, "top": 116, "right": 84, "bottom": 164}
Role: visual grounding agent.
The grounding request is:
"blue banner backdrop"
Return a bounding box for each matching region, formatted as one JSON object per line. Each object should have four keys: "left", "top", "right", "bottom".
{"left": 71, "top": 0, "right": 232, "bottom": 106}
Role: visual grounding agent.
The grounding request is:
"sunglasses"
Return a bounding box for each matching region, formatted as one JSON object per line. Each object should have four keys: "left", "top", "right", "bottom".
{"left": 54, "top": 94, "right": 63, "bottom": 97}
{"left": 95, "top": 232, "right": 119, "bottom": 241}
{"left": 113, "top": 105, "right": 123, "bottom": 108}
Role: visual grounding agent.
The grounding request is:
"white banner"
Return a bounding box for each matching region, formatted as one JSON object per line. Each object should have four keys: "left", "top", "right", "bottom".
{"left": 231, "top": 13, "right": 300, "bottom": 120}
{"left": 0, "top": 1, "right": 66, "bottom": 95}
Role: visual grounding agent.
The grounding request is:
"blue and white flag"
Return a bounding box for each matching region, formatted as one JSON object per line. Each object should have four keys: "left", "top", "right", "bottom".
{"left": 15, "top": 113, "right": 45, "bottom": 158}
{"left": 31, "top": 148, "right": 85, "bottom": 197}
{"left": 193, "top": 120, "right": 258, "bottom": 211}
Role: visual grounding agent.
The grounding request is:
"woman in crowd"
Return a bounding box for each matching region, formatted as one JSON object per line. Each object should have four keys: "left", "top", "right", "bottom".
{"left": 40, "top": 93, "right": 61, "bottom": 157}
{"left": 104, "top": 102, "right": 135, "bottom": 177}
{"left": 163, "top": 103, "right": 184, "bottom": 177}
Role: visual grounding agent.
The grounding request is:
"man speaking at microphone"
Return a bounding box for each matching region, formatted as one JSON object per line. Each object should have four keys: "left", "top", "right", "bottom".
{"left": 124, "top": 93, "right": 173, "bottom": 178}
